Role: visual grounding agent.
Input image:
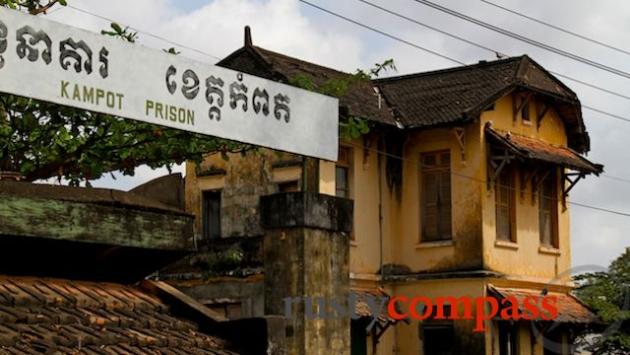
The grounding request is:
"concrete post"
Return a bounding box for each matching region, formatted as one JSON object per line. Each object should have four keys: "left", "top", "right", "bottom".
{"left": 261, "top": 192, "right": 353, "bottom": 355}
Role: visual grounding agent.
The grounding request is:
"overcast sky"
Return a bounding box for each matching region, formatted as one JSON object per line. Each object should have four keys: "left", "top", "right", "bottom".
{"left": 47, "top": 0, "right": 630, "bottom": 269}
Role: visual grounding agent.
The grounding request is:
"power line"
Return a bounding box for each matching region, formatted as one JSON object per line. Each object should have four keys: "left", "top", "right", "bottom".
{"left": 63, "top": 1, "right": 630, "bottom": 213}
{"left": 303, "top": 0, "right": 630, "bottom": 126}
{"left": 300, "top": 1, "right": 464, "bottom": 65}
{"left": 300, "top": 1, "right": 630, "bottom": 186}
{"left": 410, "top": 0, "right": 630, "bottom": 81}
{"left": 479, "top": 0, "right": 630, "bottom": 57}
{"left": 581, "top": 105, "right": 630, "bottom": 124}
{"left": 358, "top": 0, "right": 630, "bottom": 104}
{"left": 602, "top": 174, "right": 630, "bottom": 184}
{"left": 65, "top": 5, "right": 222, "bottom": 61}
{"left": 569, "top": 202, "right": 630, "bottom": 218}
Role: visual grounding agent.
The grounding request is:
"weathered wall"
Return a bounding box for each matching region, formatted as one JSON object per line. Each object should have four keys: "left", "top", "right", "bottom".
{"left": 480, "top": 94, "right": 572, "bottom": 281}
{"left": 262, "top": 193, "right": 352, "bottom": 355}
{"left": 185, "top": 150, "right": 336, "bottom": 240}
{"left": 391, "top": 124, "right": 485, "bottom": 273}
{"left": 186, "top": 151, "right": 290, "bottom": 238}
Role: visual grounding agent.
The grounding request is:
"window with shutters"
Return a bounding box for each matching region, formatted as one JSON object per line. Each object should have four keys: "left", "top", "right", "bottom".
{"left": 539, "top": 170, "right": 558, "bottom": 248}
{"left": 420, "top": 151, "right": 452, "bottom": 242}
{"left": 495, "top": 165, "right": 516, "bottom": 242}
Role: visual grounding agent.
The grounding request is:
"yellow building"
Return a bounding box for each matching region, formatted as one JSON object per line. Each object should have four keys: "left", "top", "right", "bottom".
{"left": 178, "top": 30, "right": 602, "bottom": 355}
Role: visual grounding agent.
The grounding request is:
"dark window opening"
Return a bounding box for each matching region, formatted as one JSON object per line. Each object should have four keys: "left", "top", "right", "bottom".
{"left": 521, "top": 97, "right": 530, "bottom": 122}
{"left": 499, "top": 321, "right": 519, "bottom": 355}
{"left": 421, "top": 306, "right": 455, "bottom": 355}
{"left": 351, "top": 319, "right": 368, "bottom": 355}
{"left": 421, "top": 151, "right": 452, "bottom": 242}
{"left": 202, "top": 190, "right": 221, "bottom": 240}
{"left": 336, "top": 166, "right": 349, "bottom": 198}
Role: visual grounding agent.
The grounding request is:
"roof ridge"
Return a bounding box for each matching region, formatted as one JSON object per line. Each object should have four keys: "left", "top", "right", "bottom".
{"left": 254, "top": 46, "right": 354, "bottom": 77}
{"left": 373, "top": 55, "right": 526, "bottom": 83}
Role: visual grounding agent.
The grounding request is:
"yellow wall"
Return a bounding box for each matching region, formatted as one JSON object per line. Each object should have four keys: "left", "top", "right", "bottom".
{"left": 479, "top": 94, "right": 572, "bottom": 281}
{"left": 390, "top": 278, "right": 486, "bottom": 355}
{"left": 184, "top": 90, "right": 581, "bottom": 354}
{"left": 186, "top": 92, "right": 575, "bottom": 281}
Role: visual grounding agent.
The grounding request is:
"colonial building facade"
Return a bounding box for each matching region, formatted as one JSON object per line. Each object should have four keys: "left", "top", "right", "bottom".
{"left": 170, "top": 28, "right": 602, "bottom": 355}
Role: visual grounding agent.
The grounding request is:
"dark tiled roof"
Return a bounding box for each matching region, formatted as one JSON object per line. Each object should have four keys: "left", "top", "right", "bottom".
{"left": 218, "top": 46, "right": 396, "bottom": 126}
{"left": 0, "top": 276, "right": 237, "bottom": 354}
{"left": 485, "top": 125, "right": 602, "bottom": 174}
{"left": 489, "top": 286, "right": 600, "bottom": 324}
{"left": 219, "top": 39, "right": 589, "bottom": 152}
{"left": 374, "top": 55, "right": 577, "bottom": 128}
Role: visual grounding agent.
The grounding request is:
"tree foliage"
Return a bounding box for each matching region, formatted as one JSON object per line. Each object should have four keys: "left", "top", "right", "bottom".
{"left": 0, "top": 0, "right": 65, "bottom": 14}
{"left": 575, "top": 248, "right": 630, "bottom": 354}
{"left": 0, "top": 2, "right": 248, "bottom": 185}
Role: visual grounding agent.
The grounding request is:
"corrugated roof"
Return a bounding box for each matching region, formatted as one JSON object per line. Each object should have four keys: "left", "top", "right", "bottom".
{"left": 489, "top": 285, "right": 600, "bottom": 325}
{"left": 485, "top": 125, "right": 602, "bottom": 174}
{"left": 0, "top": 276, "right": 238, "bottom": 354}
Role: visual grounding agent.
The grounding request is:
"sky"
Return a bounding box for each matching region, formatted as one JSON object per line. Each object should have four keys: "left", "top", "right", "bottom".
{"left": 45, "top": 0, "right": 630, "bottom": 269}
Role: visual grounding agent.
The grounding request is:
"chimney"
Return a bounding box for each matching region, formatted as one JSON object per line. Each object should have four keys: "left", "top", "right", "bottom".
{"left": 244, "top": 26, "right": 253, "bottom": 47}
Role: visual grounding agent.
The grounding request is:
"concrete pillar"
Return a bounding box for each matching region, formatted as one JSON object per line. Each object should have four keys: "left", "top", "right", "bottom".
{"left": 261, "top": 192, "right": 353, "bottom": 355}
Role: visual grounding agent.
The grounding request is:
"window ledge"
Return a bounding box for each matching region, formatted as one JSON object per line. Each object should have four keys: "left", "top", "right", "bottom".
{"left": 350, "top": 240, "right": 358, "bottom": 247}
{"left": 522, "top": 120, "right": 533, "bottom": 126}
{"left": 539, "top": 245, "right": 561, "bottom": 255}
{"left": 415, "top": 240, "right": 454, "bottom": 249}
{"left": 495, "top": 240, "right": 519, "bottom": 250}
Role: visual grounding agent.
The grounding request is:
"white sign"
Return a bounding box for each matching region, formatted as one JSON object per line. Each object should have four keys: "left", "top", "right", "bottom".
{"left": 0, "top": 9, "right": 339, "bottom": 160}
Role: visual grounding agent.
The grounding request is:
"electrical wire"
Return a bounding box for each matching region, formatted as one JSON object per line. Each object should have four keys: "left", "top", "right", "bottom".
{"left": 62, "top": 1, "right": 630, "bottom": 218}
{"left": 479, "top": 0, "right": 630, "bottom": 57}
{"left": 357, "top": 0, "right": 630, "bottom": 104}
{"left": 411, "top": 0, "right": 630, "bottom": 81}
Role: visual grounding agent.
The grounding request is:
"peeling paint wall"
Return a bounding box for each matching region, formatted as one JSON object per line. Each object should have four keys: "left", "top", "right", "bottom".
{"left": 186, "top": 151, "right": 292, "bottom": 239}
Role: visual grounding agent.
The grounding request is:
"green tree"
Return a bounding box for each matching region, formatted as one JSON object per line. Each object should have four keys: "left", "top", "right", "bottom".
{"left": 0, "top": 1, "right": 249, "bottom": 186}
{"left": 575, "top": 248, "right": 630, "bottom": 354}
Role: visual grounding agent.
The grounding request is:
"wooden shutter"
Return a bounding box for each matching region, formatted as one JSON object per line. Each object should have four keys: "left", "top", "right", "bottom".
{"left": 423, "top": 171, "right": 439, "bottom": 240}
{"left": 421, "top": 151, "right": 452, "bottom": 242}
{"left": 539, "top": 171, "right": 558, "bottom": 247}
{"left": 438, "top": 169, "right": 452, "bottom": 240}
{"left": 495, "top": 166, "right": 515, "bottom": 242}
